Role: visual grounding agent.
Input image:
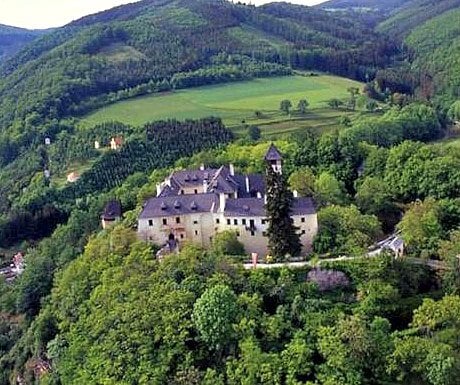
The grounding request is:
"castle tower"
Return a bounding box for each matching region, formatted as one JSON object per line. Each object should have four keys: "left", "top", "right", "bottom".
{"left": 264, "top": 143, "right": 283, "bottom": 174}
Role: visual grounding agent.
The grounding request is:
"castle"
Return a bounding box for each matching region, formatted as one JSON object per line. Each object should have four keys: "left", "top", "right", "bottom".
{"left": 137, "top": 144, "right": 318, "bottom": 256}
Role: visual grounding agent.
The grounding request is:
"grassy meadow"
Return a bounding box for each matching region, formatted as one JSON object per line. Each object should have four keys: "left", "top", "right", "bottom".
{"left": 81, "top": 74, "right": 364, "bottom": 137}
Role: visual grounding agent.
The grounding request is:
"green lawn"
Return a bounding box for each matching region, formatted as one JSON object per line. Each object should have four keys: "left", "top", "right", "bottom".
{"left": 81, "top": 75, "right": 364, "bottom": 136}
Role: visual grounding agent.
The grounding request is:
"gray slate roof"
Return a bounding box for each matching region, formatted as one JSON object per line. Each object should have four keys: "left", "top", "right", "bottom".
{"left": 170, "top": 168, "right": 218, "bottom": 188}
{"left": 265, "top": 144, "right": 283, "bottom": 161}
{"left": 140, "top": 193, "right": 219, "bottom": 218}
{"left": 223, "top": 197, "right": 316, "bottom": 217}
{"left": 159, "top": 166, "right": 266, "bottom": 198}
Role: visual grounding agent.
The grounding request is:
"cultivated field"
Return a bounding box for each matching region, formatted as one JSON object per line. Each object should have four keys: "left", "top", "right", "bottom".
{"left": 81, "top": 74, "right": 364, "bottom": 137}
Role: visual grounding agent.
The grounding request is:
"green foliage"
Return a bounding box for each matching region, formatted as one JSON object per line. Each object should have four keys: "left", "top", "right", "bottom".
{"left": 346, "top": 104, "right": 443, "bottom": 147}
{"left": 327, "top": 98, "right": 344, "bottom": 109}
{"left": 212, "top": 231, "right": 246, "bottom": 256}
{"left": 314, "top": 172, "right": 347, "bottom": 206}
{"left": 439, "top": 230, "right": 460, "bottom": 294}
{"left": 355, "top": 177, "right": 392, "bottom": 215}
{"left": 356, "top": 279, "right": 400, "bottom": 319}
{"left": 448, "top": 101, "right": 460, "bottom": 121}
{"left": 193, "top": 284, "right": 239, "bottom": 352}
{"left": 388, "top": 336, "right": 457, "bottom": 385}
{"left": 297, "top": 99, "right": 309, "bottom": 114}
{"left": 280, "top": 99, "right": 292, "bottom": 115}
{"left": 317, "top": 315, "right": 393, "bottom": 385}
{"left": 266, "top": 163, "right": 302, "bottom": 260}
{"left": 247, "top": 125, "right": 261, "bottom": 142}
{"left": 314, "top": 205, "right": 381, "bottom": 256}
{"left": 388, "top": 295, "right": 460, "bottom": 385}
{"left": 384, "top": 141, "right": 460, "bottom": 202}
{"left": 288, "top": 167, "right": 316, "bottom": 197}
{"left": 398, "top": 198, "right": 444, "bottom": 258}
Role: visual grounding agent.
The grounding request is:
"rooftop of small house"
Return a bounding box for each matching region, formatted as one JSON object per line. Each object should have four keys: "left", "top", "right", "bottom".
{"left": 102, "top": 200, "right": 122, "bottom": 220}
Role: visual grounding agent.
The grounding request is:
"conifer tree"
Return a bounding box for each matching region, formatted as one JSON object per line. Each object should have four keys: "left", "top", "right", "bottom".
{"left": 265, "top": 162, "right": 302, "bottom": 260}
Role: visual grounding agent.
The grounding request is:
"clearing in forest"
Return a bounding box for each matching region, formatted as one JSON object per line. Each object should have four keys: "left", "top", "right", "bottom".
{"left": 81, "top": 74, "right": 364, "bottom": 137}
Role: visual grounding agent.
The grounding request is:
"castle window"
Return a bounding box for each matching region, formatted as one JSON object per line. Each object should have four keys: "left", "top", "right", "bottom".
{"left": 251, "top": 231, "right": 255, "bottom": 236}
{"left": 194, "top": 189, "right": 198, "bottom": 194}
{"left": 301, "top": 230, "right": 306, "bottom": 235}
{"left": 176, "top": 217, "right": 181, "bottom": 224}
{"left": 234, "top": 219, "right": 238, "bottom": 225}
{"left": 148, "top": 220, "right": 153, "bottom": 226}
{"left": 162, "top": 218, "right": 167, "bottom": 225}
{"left": 216, "top": 218, "right": 220, "bottom": 224}
{"left": 242, "top": 219, "right": 247, "bottom": 225}
{"left": 227, "top": 219, "right": 231, "bottom": 225}
{"left": 193, "top": 220, "right": 198, "bottom": 225}
{"left": 301, "top": 217, "right": 306, "bottom": 223}
{"left": 262, "top": 231, "right": 267, "bottom": 237}
{"left": 261, "top": 219, "right": 267, "bottom": 225}
{"left": 236, "top": 231, "right": 240, "bottom": 237}
{"left": 180, "top": 234, "right": 184, "bottom": 239}
{"left": 181, "top": 190, "right": 185, "bottom": 195}
{"left": 195, "top": 230, "right": 199, "bottom": 235}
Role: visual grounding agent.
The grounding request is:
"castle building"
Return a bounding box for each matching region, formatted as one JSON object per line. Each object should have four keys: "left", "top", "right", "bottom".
{"left": 138, "top": 145, "right": 318, "bottom": 256}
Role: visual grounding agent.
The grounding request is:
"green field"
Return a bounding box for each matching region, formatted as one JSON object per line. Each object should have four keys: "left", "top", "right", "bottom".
{"left": 81, "top": 75, "right": 364, "bottom": 136}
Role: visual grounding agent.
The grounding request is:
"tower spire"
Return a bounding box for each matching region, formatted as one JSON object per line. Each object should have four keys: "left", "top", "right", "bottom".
{"left": 264, "top": 143, "right": 283, "bottom": 174}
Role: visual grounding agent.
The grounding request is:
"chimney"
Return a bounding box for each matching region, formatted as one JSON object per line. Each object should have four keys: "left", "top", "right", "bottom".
{"left": 257, "top": 191, "right": 262, "bottom": 199}
{"left": 219, "top": 193, "right": 226, "bottom": 213}
{"left": 264, "top": 194, "right": 268, "bottom": 204}
{"left": 156, "top": 184, "right": 162, "bottom": 196}
{"left": 203, "top": 178, "right": 208, "bottom": 193}
{"left": 229, "top": 164, "right": 235, "bottom": 176}
{"left": 245, "top": 176, "right": 250, "bottom": 193}
{"left": 293, "top": 190, "right": 299, "bottom": 198}
{"left": 200, "top": 164, "right": 205, "bottom": 171}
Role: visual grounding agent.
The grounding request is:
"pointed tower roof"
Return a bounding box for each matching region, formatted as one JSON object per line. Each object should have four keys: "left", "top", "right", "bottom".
{"left": 264, "top": 143, "right": 283, "bottom": 161}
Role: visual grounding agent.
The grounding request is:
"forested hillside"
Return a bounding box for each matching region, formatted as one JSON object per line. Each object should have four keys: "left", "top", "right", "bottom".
{"left": 361, "top": 0, "right": 460, "bottom": 111}
{"left": 405, "top": 8, "right": 460, "bottom": 108}
{"left": 377, "top": 0, "right": 460, "bottom": 38}
{"left": 0, "top": 25, "right": 44, "bottom": 63}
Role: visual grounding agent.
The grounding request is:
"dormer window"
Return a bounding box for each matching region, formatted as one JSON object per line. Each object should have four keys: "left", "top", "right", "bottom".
{"left": 174, "top": 200, "right": 181, "bottom": 209}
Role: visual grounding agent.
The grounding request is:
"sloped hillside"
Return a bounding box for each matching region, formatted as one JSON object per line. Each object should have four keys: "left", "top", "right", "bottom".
{"left": 377, "top": 0, "right": 460, "bottom": 38}
{"left": 0, "top": 24, "right": 44, "bottom": 63}
{"left": 405, "top": 7, "right": 460, "bottom": 106}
